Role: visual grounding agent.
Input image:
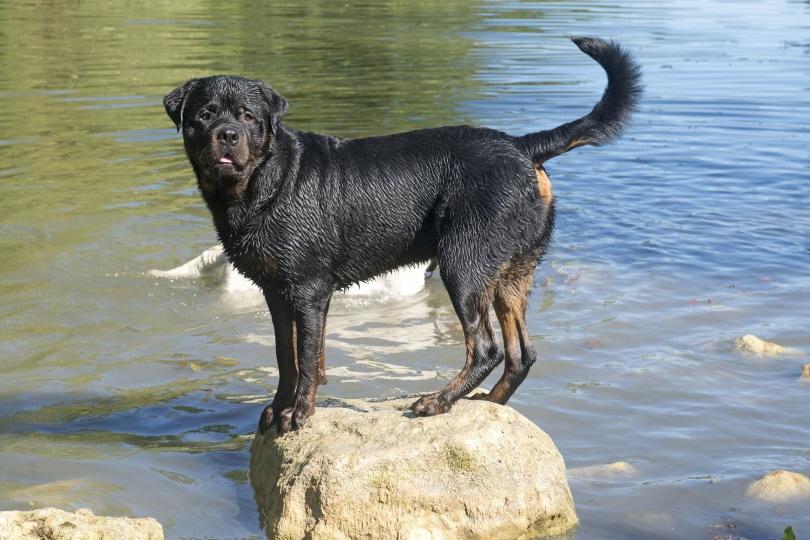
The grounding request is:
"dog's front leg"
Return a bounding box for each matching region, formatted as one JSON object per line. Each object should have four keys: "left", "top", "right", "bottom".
{"left": 258, "top": 289, "right": 298, "bottom": 434}
{"left": 285, "top": 293, "right": 332, "bottom": 432}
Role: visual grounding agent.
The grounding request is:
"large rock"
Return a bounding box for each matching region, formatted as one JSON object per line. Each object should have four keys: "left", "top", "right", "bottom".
{"left": 0, "top": 507, "right": 163, "bottom": 540}
{"left": 250, "top": 396, "right": 577, "bottom": 540}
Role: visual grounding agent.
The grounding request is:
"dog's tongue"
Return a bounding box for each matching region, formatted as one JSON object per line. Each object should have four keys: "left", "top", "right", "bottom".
{"left": 219, "top": 155, "right": 233, "bottom": 164}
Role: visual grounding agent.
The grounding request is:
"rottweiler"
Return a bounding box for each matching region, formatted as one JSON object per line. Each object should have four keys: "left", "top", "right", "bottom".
{"left": 163, "top": 37, "right": 641, "bottom": 434}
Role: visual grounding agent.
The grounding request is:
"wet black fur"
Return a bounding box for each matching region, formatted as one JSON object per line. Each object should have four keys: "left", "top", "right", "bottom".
{"left": 163, "top": 37, "right": 641, "bottom": 433}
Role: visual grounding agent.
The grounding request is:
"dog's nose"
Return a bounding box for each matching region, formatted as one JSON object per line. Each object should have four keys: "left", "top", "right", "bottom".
{"left": 217, "top": 128, "right": 239, "bottom": 146}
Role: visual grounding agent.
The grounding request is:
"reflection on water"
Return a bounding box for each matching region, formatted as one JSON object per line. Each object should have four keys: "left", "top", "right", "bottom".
{"left": 1, "top": 0, "right": 809, "bottom": 538}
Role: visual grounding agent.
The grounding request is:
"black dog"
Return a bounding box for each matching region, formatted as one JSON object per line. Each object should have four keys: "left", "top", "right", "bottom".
{"left": 163, "top": 37, "right": 641, "bottom": 434}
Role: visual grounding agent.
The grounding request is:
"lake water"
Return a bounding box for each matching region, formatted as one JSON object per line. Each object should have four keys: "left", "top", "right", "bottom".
{"left": 1, "top": 1, "right": 809, "bottom": 538}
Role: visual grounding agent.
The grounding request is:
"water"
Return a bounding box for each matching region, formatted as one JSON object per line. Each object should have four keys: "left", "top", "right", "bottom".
{"left": 1, "top": 1, "right": 809, "bottom": 538}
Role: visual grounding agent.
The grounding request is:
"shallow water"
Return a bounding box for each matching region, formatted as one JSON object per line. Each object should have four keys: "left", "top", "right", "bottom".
{"left": 1, "top": 0, "right": 809, "bottom": 538}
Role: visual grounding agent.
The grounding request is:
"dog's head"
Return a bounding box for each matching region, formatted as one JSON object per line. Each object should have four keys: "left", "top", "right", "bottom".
{"left": 163, "top": 76, "right": 288, "bottom": 193}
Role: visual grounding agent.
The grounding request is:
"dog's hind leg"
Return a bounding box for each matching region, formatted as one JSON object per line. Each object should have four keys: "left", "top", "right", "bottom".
{"left": 411, "top": 266, "right": 504, "bottom": 416}
{"left": 472, "top": 254, "right": 538, "bottom": 404}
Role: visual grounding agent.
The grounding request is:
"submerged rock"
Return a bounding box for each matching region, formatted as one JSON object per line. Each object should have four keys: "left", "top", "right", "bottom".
{"left": 250, "top": 396, "right": 577, "bottom": 539}
{"left": 745, "top": 470, "right": 810, "bottom": 503}
{"left": 733, "top": 334, "right": 786, "bottom": 356}
{"left": 0, "top": 507, "right": 163, "bottom": 540}
{"left": 570, "top": 460, "right": 638, "bottom": 479}
{"left": 801, "top": 364, "right": 810, "bottom": 380}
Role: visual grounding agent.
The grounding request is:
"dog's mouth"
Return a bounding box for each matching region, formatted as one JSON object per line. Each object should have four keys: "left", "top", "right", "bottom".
{"left": 204, "top": 146, "right": 253, "bottom": 180}
{"left": 216, "top": 153, "right": 236, "bottom": 168}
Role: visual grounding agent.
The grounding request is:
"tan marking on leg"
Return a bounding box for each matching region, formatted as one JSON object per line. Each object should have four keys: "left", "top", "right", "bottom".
{"left": 317, "top": 351, "right": 326, "bottom": 385}
{"left": 317, "top": 304, "right": 329, "bottom": 386}
{"left": 445, "top": 313, "right": 487, "bottom": 396}
{"left": 485, "top": 304, "right": 519, "bottom": 403}
{"left": 481, "top": 259, "right": 535, "bottom": 404}
{"left": 291, "top": 320, "right": 298, "bottom": 377}
{"left": 534, "top": 166, "right": 554, "bottom": 204}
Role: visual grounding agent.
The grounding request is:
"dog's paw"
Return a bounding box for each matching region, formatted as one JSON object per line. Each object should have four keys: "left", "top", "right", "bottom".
{"left": 411, "top": 393, "right": 452, "bottom": 416}
{"left": 269, "top": 399, "right": 315, "bottom": 434}
{"left": 468, "top": 391, "right": 491, "bottom": 401}
{"left": 257, "top": 405, "right": 276, "bottom": 434}
{"left": 291, "top": 408, "right": 308, "bottom": 431}
{"left": 276, "top": 407, "right": 294, "bottom": 434}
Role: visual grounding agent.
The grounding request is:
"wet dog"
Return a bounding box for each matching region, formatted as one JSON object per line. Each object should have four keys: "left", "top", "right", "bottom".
{"left": 163, "top": 37, "right": 641, "bottom": 434}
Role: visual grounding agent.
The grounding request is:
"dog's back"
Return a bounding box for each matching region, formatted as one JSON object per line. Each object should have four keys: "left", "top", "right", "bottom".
{"left": 282, "top": 126, "right": 537, "bottom": 286}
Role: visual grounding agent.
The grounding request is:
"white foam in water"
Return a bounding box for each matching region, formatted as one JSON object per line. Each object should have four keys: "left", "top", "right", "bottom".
{"left": 148, "top": 244, "right": 432, "bottom": 300}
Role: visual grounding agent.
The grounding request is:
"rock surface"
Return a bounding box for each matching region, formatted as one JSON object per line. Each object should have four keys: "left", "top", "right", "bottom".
{"left": 745, "top": 470, "right": 810, "bottom": 503}
{"left": 0, "top": 507, "right": 163, "bottom": 540}
{"left": 801, "top": 364, "right": 810, "bottom": 379}
{"left": 733, "top": 334, "right": 786, "bottom": 356}
{"left": 250, "top": 396, "right": 577, "bottom": 540}
{"left": 569, "top": 461, "right": 638, "bottom": 479}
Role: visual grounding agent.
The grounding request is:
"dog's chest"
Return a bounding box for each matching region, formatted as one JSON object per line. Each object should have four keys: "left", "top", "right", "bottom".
{"left": 210, "top": 204, "right": 278, "bottom": 286}
{"left": 219, "top": 231, "right": 277, "bottom": 287}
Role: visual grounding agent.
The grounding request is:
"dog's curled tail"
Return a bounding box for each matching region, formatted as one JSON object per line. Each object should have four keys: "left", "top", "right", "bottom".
{"left": 515, "top": 37, "right": 642, "bottom": 164}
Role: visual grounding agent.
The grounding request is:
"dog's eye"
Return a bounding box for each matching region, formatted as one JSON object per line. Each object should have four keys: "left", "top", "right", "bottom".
{"left": 199, "top": 111, "right": 212, "bottom": 122}
{"left": 243, "top": 112, "right": 255, "bottom": 122}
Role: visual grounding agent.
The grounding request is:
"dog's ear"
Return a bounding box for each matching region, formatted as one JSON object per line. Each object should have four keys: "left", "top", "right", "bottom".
{"left": 256, "top": 82, "right": 288, "bottom": 135}
{"left": 163, "top": 79, "right": 200, "bottom": 132}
